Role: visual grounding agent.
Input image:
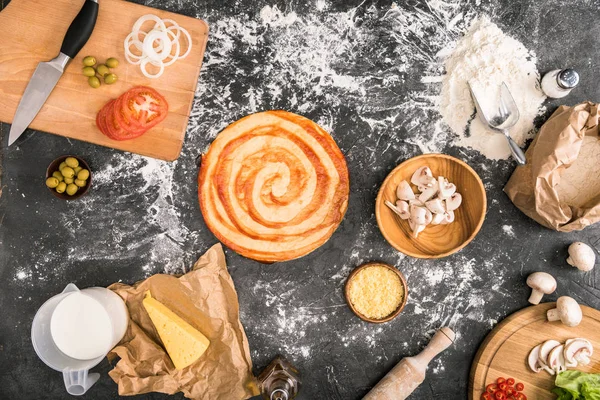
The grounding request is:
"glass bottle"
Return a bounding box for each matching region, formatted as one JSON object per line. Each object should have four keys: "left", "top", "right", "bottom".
{"left": 257, "top": 356, "right": 301, "bottom": 400}
{"left": 541, "top": 68, "right": 579, "bottom": 99}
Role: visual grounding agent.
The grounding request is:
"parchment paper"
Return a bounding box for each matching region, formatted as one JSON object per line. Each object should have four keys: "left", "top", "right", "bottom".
{"left": 504, "top": 102, "right": 600, "bottom": 232}
{"left": 107, "top": 243, "right": 259, "bottom": 399}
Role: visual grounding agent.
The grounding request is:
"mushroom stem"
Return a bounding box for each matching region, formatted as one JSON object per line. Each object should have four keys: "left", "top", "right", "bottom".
{"left": 547, "top": 308, "right": 560, "bottom": 322}
{"left": 529, "top": 290, "right": 544, "bottom": 305}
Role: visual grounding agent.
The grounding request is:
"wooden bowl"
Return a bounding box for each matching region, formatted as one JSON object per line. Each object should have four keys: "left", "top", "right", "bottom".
{"left": 46, "top": 155, "right": 92, "bottom": 200}
{"left": 375, "top": 154, "right": 486, "bottom": 258}
{"left": 344, "top": 262, "right": 408, "bottom": 323}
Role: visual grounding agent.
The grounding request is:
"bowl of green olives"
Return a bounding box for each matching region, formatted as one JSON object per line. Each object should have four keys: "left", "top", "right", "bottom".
{"left": 45, "top": 156, "right": 92, "bottom": 200}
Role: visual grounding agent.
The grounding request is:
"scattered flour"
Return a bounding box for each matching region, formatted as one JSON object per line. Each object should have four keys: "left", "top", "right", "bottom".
{"left": 555, "top": 136, "right": 600, "bottom": 208}
{"left": 438, "top": 17, "right": 546, "bottom": 159}
{"left": 502, "top": 225, "right": 515, "bottom": 238}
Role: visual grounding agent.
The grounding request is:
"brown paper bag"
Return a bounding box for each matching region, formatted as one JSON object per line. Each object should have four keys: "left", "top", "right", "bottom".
{"left": 504, "top": 102, "right": 600, "bottom": 232}
{"left": 106, "top": 243, "right": 259, "bottom": 399}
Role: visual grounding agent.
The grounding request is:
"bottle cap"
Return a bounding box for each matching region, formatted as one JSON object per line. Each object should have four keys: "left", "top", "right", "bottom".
{"left": 557, "top": 69, "right": 579, "bottom": 89}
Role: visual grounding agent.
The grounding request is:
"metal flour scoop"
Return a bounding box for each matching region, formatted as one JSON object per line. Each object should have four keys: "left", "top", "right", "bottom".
{"left": 469, "top": 82, "right": 527, "bottom": 165}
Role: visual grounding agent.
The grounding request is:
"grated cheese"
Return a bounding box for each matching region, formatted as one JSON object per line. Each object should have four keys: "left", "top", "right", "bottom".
{"left": 347, "top": 265, "right": 405, "bottom": 320}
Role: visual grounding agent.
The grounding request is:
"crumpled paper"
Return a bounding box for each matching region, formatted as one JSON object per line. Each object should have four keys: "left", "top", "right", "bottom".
{"left": 107, "top": 243, "right": 259, "bottom": 399}
{"left": 504, "top": 102, "right": 600, "bottom": 232}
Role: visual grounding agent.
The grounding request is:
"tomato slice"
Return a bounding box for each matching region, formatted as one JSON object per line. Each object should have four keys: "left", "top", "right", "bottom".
{"left": 506, "top": 378, "right": 515, "bottom": 386}
{"left": 515, "top": 383, "right": 524, "bottom": 392}
{"left": 486, "top": 384, "right": 497, "bottom": 393}
{"left": 481, "top": 393, "right": 492, "bottom": 400}
{"left": 96, "top": 100, "right": 118, "bottom": 140}
{"left": 116, "top": 86, "right": 168, "bottom": 132}
{"left": 496, "top": 377, "right": 506, "bottom": 385}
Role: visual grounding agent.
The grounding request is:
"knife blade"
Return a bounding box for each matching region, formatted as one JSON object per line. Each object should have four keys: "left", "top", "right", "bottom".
{"left": 8, "top": 0, "right": 99, "bottom": 146}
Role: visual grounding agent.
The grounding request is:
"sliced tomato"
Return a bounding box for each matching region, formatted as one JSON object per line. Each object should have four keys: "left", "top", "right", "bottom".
{"left": 506, "top": 378, "right": 515, "bottom": 386}
{"left": 481, "top": 393, "right": 492, "bottom": 400}
{"left": 96, "top": 100, "right": 117, "bottom": 139}
{"left": 515, "top": 383, "right": 524, "bottom": 392}
{"left": 115, "top": 86, "right": 168, "bottom": 132}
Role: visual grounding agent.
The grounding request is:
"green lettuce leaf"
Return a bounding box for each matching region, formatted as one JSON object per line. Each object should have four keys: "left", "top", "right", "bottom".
{"left": 553, "top": 371, "right": 600, "bottom": 400}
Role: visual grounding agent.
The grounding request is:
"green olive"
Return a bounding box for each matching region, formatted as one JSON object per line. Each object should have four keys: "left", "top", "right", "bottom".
{"left": 105, "top": 57, "right": 119, "bottom": 68}
{"left": 74, "top": 179, "right": 87, "bottom": 187}
{"left": 46, "top": 177, "right": 59, "bottom": 188}
{"left": 56, "top": 182, "right": 67, "bottom": 193}
{"left": 52, "top": 171, "right": 64, "bottom": 182}
{"left": 77, "top": 169, "right": 90, "bottom": 180}
{"left": 65, "top": 157, "right": 79, "bottom": 168}
{"left": 64, "top": 177, "right": 74, "bottom": 184}
{"left": 82, "top": 66, "right": 96, "bottom": 77}
{"left": 66, "top": 183, "right": 78, "bottom": 196}
{"left": 59, "top": 161, "right": 67, "bottom": 170}
{"left": 88, "top": 76, "right": 101, "bottom": 88}
{"left": 61, "top": 166, "right": 75, "bottom": 179}
{"left": 96, "top": 64, "right": 110, "bottom": 77}
{"left": 74, "top": 166, "right": 82, "bottom": 174}
{"left": 104, "top": 73, "right": 118, "bottom": 85}
{"left": 82, "top": 56, "right": 96, "bottom": 67}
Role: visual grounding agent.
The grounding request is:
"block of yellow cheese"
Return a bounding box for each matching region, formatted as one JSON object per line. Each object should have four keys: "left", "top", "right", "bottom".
{"left": 142, "top": 292, "right": 210, "bottom": 369}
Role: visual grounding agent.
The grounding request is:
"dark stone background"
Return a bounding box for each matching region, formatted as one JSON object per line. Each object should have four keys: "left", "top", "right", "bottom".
{"left": 1, "top": 0, "right": 600, "bottom": 399}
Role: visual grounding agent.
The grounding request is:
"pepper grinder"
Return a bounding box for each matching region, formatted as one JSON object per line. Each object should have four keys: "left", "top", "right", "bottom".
{"left": 541, "top": 68, "right": 579, "bottom": 99}
{"left": 258, "top": 356, "right": 301, "bottom": 400}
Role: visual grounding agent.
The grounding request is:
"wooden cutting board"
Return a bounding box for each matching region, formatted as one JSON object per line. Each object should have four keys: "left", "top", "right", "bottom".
{"left": 470, "top": 303, "right": 600, "bottom": 399}
{"left": 0, "top": 0, "right": 208, "bottom": 161}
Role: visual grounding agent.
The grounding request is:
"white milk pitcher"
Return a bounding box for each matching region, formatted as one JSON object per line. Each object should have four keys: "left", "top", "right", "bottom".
{"left": 31, "top": 283, "right": 129, "bottom": 395}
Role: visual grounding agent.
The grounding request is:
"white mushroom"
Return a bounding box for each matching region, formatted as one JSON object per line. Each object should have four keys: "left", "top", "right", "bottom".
{"left": 418, "top": 186, "right": 438, "bottom": 203}
{"left": 440, "top": 210, "right": 455, "bottom": 224}
{"left": 445, "top": 193, "right": 462, "bottom": 211}
{"left": 418, "top": 179, "right": 438, "bottom": 194}
{"left": 408, "top": 218, "right": 425, "bottom": 239}
{"left": 385, "top": 200, "right": 410, "bottom": 220}
{"left": 409, "top": 199, "right": 425, "bottom": 207}
{"left": 410, "top": 205, "right": 428, "bottom": 226}
{"left": 431, "top": 213, "right": 446, "bottom": 225}
{"left": 396, "top": 180, "right": 415, "bottom": 201}
{"left": 547, "top": 344, "right": 566, "bottom": 373}
{"left": 425, "top": 198, "right": 446, "bottom": 214}
{"left": 411, "top": 166, "right": 435, "bottom": 187}
{"left": 564, "top": 338, "right": 593, "bottom": 366}
{"left": 526, "top": 272, "right": 557, "bottom": 304}
{"left": 547, "top": 296, "right": 582, "bottom": 327}
{"left": 538, "top": 339, "right": 561, "bottom": 375}
{"left": 423, "top": 209, "right": 433, "bottom": 225}
{"left": 528, "top": 344, "right": 543, "bottom": 373}
{"left": 567, "top": 242, "right": 596, "bottom": 272}
{"left": 437, "top": 176, "right": 456, "bottom": 199}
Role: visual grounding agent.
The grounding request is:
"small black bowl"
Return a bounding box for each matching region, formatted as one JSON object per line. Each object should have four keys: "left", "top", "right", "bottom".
{"left": 46, "top": 155, "right": 92, "bottom": 200}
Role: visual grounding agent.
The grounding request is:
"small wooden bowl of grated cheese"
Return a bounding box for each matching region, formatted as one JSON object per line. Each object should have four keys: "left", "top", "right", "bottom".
{"left": 344, "top": 262, "right": 408, "bottom": 323}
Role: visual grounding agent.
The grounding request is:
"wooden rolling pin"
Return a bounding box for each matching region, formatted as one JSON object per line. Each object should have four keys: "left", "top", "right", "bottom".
{"left": 363, "top": 327, "right": 455, "bottom": 400}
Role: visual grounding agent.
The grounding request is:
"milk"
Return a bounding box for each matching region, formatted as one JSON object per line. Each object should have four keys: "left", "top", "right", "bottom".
{"left": 50, "top": 291, "right": 113, "bottom": 360}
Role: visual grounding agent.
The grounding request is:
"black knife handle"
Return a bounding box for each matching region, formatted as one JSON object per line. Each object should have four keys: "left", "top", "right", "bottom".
{"left": 59, "top": 0, "right": 99, "bottom": 59}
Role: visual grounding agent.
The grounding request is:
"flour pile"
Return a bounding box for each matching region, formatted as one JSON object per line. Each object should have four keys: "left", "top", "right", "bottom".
{"left": 439, "top": 17, "right": 546, "bottom": 160}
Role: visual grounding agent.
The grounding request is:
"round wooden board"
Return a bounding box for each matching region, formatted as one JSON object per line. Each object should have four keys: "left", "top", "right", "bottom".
{"left": 469, "top": 303, "right": 600, "bottom": 399}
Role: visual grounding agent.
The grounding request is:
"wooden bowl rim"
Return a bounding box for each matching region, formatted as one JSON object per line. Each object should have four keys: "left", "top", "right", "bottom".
{"left": 46, "top": 155, "right": 92, "bottom": 200}
{"left": 344, "top": 262, "right": 409, "bottom": 324}
{"left": 375, "top": 153, "right": 486, "bottom": 259}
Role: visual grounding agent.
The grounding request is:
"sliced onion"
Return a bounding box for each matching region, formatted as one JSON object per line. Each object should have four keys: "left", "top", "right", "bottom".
{"left": 125, "top": 14, "right": 193, "bottom": 78}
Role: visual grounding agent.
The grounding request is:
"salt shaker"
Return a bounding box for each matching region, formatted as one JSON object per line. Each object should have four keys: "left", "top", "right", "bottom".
{"left": 541, "top": 68, "right": 579, "bottom": 99}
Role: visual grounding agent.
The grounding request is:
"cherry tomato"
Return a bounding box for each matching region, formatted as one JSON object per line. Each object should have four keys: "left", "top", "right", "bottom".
{"left": 498, "top": 383, "right": 508, "bottom": 391}
{"left": 497, "top": 377, "right": 506, "bottom": 385}
{"left": 495, "top": 391, "right": 506, "bottom": 400}
{"left": 515, "top": 383, "right": 524, "bottom": 392}
{"left": 506, "top": 387, "right": 515, "bottom": 396}
{"left": 507, "top": 378, "right": 515, "bottom": 386}
{"left": 486, "top": 384, "right": 497, "bottom": 393}
{"left": 481, "top": 393, "right": 493, "bottom": 400}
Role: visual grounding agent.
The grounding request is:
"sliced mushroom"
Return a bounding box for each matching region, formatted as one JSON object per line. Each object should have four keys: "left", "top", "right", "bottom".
{"left": 410, "top": 205, "right": 428, "bottom": 226}
{"left": 409, "top": 199, "right": 425, "bottom": 207}
{"left": 425, "top": 198, "right": 446, "bottom": 214}
{"left": 547, "top": 344, "right": 567, "bottom": 373}
{"left": 385, "top": 200, "right": 410, "bottom": 220}
{"left": 538, "top": 339, "right": 561, "bottom": 375}
{"left": 396, "top": 180, "right": 416, "bottom": 201}
{"left": 438, "top": 176, "right": 457, "bottom": 199}
{"left": 440, "top": 210, "right": 455, "bottom": 224}
{"left": 419, "top": 186, "right": 438, "bottom": 203}
{"left": 526, "top": 272, "right": 556, "bottom": 305}
{"left": 547, "top": 296, "right": 582, "bottom": 327}
{"left": 418, "top": 179, "right": 438, "bottom": 194}
{"left": 408, "top": 218, "right": 425, "bottom": 238}
{"left": 423, "top": 209, "right": 433, "bottom": 225}
{"left": 411, "top": 166, "right": 435, "bottom": 187}
{"left": 445, "top": 193, "right": 462, "bottom": 211}
{"left": 567, "top": 242, "right": 595, "bottom": 272}
{"left": 564, "top": 338, "right": 593, "bottom": 366}
{"left": 431, "top": 213, "right": 446, "bottom": 225}
{"left": 528, "top": 344, "right": 543, "bottom": 373}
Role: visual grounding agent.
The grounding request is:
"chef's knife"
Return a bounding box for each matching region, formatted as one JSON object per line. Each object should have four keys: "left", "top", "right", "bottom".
{"left": 8, "top": 0, "right": 99, "bottom": 146}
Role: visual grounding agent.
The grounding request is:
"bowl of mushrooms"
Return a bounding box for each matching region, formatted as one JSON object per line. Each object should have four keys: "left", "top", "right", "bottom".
{"left": 375, "top": 154, "right": 486, "bottom": 258}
